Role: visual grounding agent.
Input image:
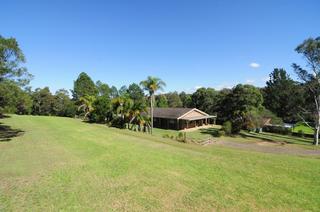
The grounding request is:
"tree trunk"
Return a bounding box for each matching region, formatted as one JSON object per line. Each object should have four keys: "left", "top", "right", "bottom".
{"left": 150, "top": 94, "right": 154, "bottom": 134}
{"left": 314, "top": 127, "right": 319, "bottom": 145}
{"left": 314, "top": 95, "right": 320, "bottom": 146}
{"left": 314, "top": 110, "right": 320, "bottom": 146}
{"left": 83, "top": 111, "right": 89, "bottom": 121}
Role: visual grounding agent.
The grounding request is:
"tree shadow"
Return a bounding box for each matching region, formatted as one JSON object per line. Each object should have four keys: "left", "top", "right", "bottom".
{"left": 199, "top": 128, "right": 220, "bottom": 137}
{"left": 239, "top": 131, "right": 313, "bottom": 146}
{"left": 0, "top": 116, "right": 24, "bottom": 142}
{"left": 239, "top": 132, "right": 279, "bottom": 142}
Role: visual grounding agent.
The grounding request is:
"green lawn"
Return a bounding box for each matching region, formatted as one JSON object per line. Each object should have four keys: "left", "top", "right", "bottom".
{"left": 1, "top": 115, "right": 320, "bottom": 211}
{"left": 293, "top": 122, "right": 314, "bottom": 135}
{"left": 152, "top": 126, "right": 222, "bottom": 141}
{"left": 153, "top": 125, "right": 315, "bottom": 148}
{"left": 238, "top": 131, "right": 315, "bottom": 147}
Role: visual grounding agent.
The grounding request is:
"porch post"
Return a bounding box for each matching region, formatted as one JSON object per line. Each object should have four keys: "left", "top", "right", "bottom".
{"left": 177, "top": 119, "right": 179, "bottom": 130}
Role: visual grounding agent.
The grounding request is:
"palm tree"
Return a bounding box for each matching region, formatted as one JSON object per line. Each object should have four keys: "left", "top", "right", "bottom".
{"left": 78, "top": 95, "right": 95, "bottom": 121}
{"left": 128, "top": 101, "right": 147, "bottom": 130}
{"left": 140, "top": 76, "right": 166, "bottom": 134}
{"left": 112, "top": 95, "right": 134, "bottom": 128}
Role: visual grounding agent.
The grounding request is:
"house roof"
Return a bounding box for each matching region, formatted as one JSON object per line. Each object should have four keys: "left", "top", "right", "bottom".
{"left": 151, "top": 107, "right": 215, "bottom": 120}
{"left": 153, "top": 108, "right": 193, "bottom": 119}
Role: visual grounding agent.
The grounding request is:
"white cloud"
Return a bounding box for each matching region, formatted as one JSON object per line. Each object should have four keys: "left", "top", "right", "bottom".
{"left": 249, "top": 62, "right": 260, "bottom": 69}
{"left": 194, "top": 85, "right": 203, "bottom": 90}
{"left": 245, "top": 79, "right": 255, "bottom": 84}
{"left": 214, "top": 84, "right": 234, "bottom": 90}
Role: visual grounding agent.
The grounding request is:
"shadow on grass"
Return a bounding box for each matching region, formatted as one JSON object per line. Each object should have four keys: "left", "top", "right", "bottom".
{"left": 199, "top": 128, "right": 220, "bottom": 137}
{"left": 240, "top": 131, "right": 313, "bottom": 146}
{"left": 239, "top": 132, "right": 276, "bottom": 142}
{"left": 0, "top": 115, "right": 24, "bottom": 142}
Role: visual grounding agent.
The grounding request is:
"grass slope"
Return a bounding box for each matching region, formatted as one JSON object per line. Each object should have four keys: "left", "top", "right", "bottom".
{"left": 153, "top": 126, "right": 315, "bottom": 148}
{"left": 0, "top": 115, "right": 320, "bottom": 211}
{"left": 293, "top": 123, "right": 314, "bottom": 135}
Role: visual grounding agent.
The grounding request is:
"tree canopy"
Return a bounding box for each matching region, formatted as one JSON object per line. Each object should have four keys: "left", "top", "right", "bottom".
{"left": 0, "top": 35, "right": 32, "bottom": 86}
{"left": 167, "top": 92, "right": 183, "bottom": 108}
{"left": 293, "top": 36, "right": 320, "bottom": 145}
{"left": 263, "top": 68, "right": 304, "bottom": 123}
{"left": 190, "top": 88, "right": 218, "bottom": 114}
{"left": 156, "top": 95, "right": 168, "bottom": 108}
{"left": 73, "top": 72, "right": 98, "bottom": 100}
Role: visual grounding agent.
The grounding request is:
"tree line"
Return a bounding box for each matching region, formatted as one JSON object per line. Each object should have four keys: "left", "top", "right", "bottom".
{"left": 1, "top": 35, "right": 319, "bottom": 145}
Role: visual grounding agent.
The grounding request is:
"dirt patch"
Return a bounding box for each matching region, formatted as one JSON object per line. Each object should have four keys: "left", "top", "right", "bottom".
{"left": 212, "top": 140, "right": 320, "bottom": 156}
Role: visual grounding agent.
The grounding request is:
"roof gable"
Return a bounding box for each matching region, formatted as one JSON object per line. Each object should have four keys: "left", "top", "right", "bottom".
{"left": 178, "top": 109, "right": 209, "bottom": 119}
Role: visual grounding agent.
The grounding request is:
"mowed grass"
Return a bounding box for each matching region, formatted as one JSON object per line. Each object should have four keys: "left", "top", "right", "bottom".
{"left": 0, "top": 115, "right": 320, "bottom": 211}
{"left": 152, "top": 127, "right": 222, "bottom": 141}
{"left": 239, "top": 131, "right": 315, "bottom": 147}
{"left": 293, "top": 123, "right": 314, "bottom": 135}
{"left": 153, "top": 126, "right": 315, "bottom": 148}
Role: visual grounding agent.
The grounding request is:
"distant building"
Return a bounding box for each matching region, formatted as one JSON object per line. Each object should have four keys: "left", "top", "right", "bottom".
{"left": 151, "top": 107, "right": 216, "bottom": 130}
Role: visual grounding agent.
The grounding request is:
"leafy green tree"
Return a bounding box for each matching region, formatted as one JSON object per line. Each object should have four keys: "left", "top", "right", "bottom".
{"left": 244, "top": 108, "right": 281, "bottom": 132}
{"left": 90, "top": 95, "right": 112, "bottom": 123}
{"left": 140, "top": 76, "right": 166, "bottom": 134}
{"left": 118, "top": 85, "right": 128, "bottom": 96}
{"left": 179, "top": 92, "right": 192, "bottom": 108}
{"left": 127, "top": 83, "right": 145, "bottom": 104}
{"left": 156, "top": 95, "right": 168, "bottom": 108}
{"left": 0, "top": 35, "right": 32, "bottom": 86}
{"left": 222, "top": 121, "right": 232, "bottom": 135}
{"left": 218, "top": 84, "right": 263, "bottom": 133}
{"left": 53, "top": 89, "right": 76, "bottom": 117}
{"left": 0, "top": 81, "right": 32, "bottom": 114}
{"left": 215, "top": 88, "right": 232, "bottom": 123}
{"left": 190, "top": 88, "right": 218, "bottom": 114}
{"left": 263, "top": 68, "right": 304, "bottom": 123}
{"left": 73, "top": 72, "right": 98, "bottom": 100}
{"left": 0, "top": 35, "right": 32, "bottom": 115}
{"left": 31, "top": 87, "right": 54, "bottom": 115}
{"left": 96, "top": 80, "right": 111, "bottom": 97}
{"left": 110, "top": 86, "right": 119, "bottom": 98}
{"left": 16, "top": 89, "right": 32, "bottom": 115}
{"left": 293, "top": 37, "right": 320, "bottom": 145}
{"left": 166, "top": 92, "right": 183, "bottom": 107}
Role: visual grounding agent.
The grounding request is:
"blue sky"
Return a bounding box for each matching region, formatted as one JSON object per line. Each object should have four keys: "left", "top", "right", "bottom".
{"left": 1, "top": 0, "right": 319, "bottom": 93}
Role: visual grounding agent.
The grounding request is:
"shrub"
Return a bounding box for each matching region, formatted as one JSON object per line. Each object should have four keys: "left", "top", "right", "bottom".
{"left": 111, "top": 117, "right": 126, "bottom": 129}
{"left": 263, "top": 125, "right": 291, "bottom": 135}
{"left": 222, "top": 121, "right": 232, "bottom": 135}
{"left": 163, "top": 134, "right": 170, "bottom": 138}
{"left": 219, "top": 130, "right": 225, "bottom": 137}
{"left": 176, "top": 132, "right": 187, "bottom": 142}
{"left": 211, "top": 130, "right": 223, "bottom": 137}
{"left": 231, "top": 119, "right": 243, "bottom": 134}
